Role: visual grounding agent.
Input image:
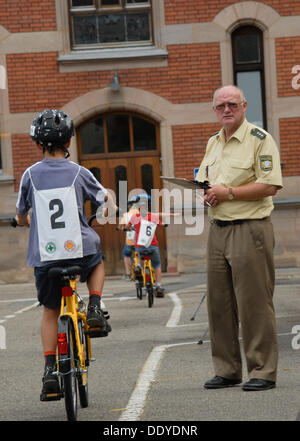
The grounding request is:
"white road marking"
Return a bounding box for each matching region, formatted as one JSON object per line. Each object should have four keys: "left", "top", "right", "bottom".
{"left": 120, "top": 330, "right": 296, "bottom": 421}
{"left": 119, "top": 287, "right": 297, "bottom": 422}
{"left": 165, "top": 292, "right": 180, "bottom": 328}
{"left": 14, "top": 302, "right": 39, "bottom": 314}
{"left": 119, "top": 290, "right": 192, "bottom": 421}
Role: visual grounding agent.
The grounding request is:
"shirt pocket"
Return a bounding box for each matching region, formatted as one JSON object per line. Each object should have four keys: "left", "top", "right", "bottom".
{"left": 226, "top": 158, "right": 254, "bottom": 187}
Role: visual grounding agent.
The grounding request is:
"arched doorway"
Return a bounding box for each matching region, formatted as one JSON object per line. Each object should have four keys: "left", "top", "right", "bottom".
{"left": 77, "top": 111, "right": 166, "bottom": 275}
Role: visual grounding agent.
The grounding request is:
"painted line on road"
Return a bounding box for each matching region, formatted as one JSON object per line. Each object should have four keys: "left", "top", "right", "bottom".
{"left": 120, "top": 287, "right": 297, "bottom": 421}
{"left": 119, "top": 339, "right": 199, "bottom": 421}
{"left": 0, "top": 295, "right": 135, "bottom": 304}
{"left": 119, "top": 290, "right": 191, "bottom": 421}
{"left": 0, "top": 301, "right": 39, "bottom": 326}
{"left": 165, "top": 292, "right": 180, "bottom": 328}
{"left": 119, "top": 330, "right": 295, "bottom": 421}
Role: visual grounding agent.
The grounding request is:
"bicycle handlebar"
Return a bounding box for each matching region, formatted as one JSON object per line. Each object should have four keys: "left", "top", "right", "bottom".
{"left": 11, "top": 215, "right": 97, "bottom": 228}
{"left": 88, "top": 214, "right": 97, "bottom": 226}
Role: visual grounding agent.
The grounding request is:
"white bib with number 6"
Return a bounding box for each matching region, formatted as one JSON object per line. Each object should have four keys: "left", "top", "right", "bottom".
{"left": 30, "top": 167, "right": 83, "bottom": 261}
{"left": 137, "top": 219, "right": 157, "bottom": 248}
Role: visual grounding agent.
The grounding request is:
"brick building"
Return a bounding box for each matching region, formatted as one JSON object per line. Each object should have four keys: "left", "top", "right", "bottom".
{"left": 0, "top": 0, "right": 299, "bottom": 282}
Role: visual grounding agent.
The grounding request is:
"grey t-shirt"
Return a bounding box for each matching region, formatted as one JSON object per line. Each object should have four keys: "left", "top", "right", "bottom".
{"left": 16, "top": 157, "right": 107, "bottom": 267}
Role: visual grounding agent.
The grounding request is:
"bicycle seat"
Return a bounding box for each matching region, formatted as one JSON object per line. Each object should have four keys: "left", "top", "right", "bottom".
{"left": 47, "top": 266, "right": 82, "bottom": 279}
{"left": 139, "top": 249, "right": 154, "bottom": 259}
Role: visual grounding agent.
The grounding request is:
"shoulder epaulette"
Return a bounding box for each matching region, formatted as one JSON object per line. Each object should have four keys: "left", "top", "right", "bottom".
{"left": 250, "top": 128, "right": 266, "bottom": 140}
{"left": 210, "top": 131, "right": 219, "bottom": 138}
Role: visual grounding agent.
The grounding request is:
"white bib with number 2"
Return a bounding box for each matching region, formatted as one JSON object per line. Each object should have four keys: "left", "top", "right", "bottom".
{"left": 137, "top": 219, "right": 157, "bottom": 248}
{"left": 30, "top": 167, "right": 83, "bottom": 261}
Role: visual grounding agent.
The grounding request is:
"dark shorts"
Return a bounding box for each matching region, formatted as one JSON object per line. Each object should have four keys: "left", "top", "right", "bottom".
{"left": 34, "top": 251, "right": 103, "bottom": 310}
{"left": 123, "top": 243, "right": 135, "bottom": 258}
{"left": 136, "top": 246, "right": 161, "bottom": 269}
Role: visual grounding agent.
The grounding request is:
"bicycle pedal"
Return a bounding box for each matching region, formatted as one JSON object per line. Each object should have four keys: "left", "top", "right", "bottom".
{"left": 40, "top": 392, "right": 63, "bottom": 402}
{"left": 85, "top": 327, "right": 109, "bottom": 338}
{"left": 103, "top": 311, "right": 110, "bottom": 320}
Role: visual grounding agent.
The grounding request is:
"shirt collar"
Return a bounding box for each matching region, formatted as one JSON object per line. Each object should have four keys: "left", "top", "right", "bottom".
{"left": 218, "top": 118, "right": 248, "bottom": 144}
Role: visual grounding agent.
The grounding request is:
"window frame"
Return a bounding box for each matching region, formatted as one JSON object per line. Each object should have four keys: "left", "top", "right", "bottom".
{"left": 231, "top": 25, "right": 267, "bottom": 130}
{"left": 78, "top": 111, "right": 160, "bottom": 160}
{"left": 68, "top": 0, "right": 154, "bottom": 50}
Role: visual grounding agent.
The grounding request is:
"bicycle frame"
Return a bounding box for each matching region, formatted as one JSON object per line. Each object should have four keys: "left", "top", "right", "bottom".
{"left": 134, "top": 253, "right": 155, "bottom": 307}
{"left": 58, "top": 277, "right": 92, "bottom": 374}
{"left": 142, "top": 257, "right": 155, "bottom": 287}
{"left": 131, "top": 251, "right": 139, "bottom": 281}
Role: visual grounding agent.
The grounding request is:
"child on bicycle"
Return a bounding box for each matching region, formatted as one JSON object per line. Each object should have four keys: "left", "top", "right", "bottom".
{"left": 126, "top": 193, "right": 166, "bottom": 297}
{"left": 16, "top": 109, "right": 114, "bottom": 397}
{"left": 118, "top": 197, "right": 139, "bottom": 280}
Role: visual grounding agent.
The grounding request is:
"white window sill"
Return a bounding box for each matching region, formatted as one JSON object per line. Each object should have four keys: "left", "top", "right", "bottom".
{"left": 57, "top": 46, "right": 168, "bottom": 64}
{"left": 0, "top": 174, "right": 14, "bottom": 183}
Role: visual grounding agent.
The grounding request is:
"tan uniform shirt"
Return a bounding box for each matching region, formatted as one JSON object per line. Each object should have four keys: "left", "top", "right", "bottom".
{"left": 196, "top": 119, "right": 283, "bottom": 221}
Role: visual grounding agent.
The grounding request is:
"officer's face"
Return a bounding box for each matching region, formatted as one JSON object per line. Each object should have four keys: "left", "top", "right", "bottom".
{"left": 213, "top": 87, "right": 247, "bottom": 131}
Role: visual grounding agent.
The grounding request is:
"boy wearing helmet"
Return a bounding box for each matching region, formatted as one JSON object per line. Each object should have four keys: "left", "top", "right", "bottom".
{"left": 126, "top": 193, "right": 165, "bottom": 297}
{"left": 118, "top": 197, "right": 139, "bottom": 280}
{"left": 16, "top": 109, "right": 113, "bottom": 398}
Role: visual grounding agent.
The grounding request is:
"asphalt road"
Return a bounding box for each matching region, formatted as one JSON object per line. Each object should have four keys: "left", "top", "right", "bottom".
{"left": 0, "top": 269, "right": 300, "bottom": 427}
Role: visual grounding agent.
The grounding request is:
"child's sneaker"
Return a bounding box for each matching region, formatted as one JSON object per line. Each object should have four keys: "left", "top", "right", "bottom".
{"left": 41, "top": 364, "right": 60, "bottom": 396}
{"left": 86, "top": 304, "right": 107, "bottom": 328}
{"left": 156, "top": 285, "right": 165, "bottom": 298}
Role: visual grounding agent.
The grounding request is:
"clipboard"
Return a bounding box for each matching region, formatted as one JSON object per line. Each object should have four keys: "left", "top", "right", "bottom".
{"left": 161, "top": 176, "right": 211, "bottom": 190}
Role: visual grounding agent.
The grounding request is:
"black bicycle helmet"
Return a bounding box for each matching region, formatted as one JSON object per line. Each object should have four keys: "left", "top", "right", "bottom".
{"left": 30, "top": 109, "right": 74, "bottom": 157}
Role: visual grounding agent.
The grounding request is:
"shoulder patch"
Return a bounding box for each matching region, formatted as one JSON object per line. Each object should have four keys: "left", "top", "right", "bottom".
{"left": 251, "top": 128, "right": 266, "bottom": 140}
{"left": 260, "top": 155, "right": 273, "bottom": 171}
{"left": 210, "top": 131, "right": 219, "bottom": 138}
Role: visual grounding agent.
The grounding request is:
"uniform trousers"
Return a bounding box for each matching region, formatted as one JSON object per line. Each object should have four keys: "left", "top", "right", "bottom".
{"left": 206, "top": 217, "right": 278, "bottom": 382}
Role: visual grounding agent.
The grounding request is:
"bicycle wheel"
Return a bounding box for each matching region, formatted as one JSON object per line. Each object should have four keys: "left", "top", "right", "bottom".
{"left": 77, "top": 319, "right": 89, "bottom": 408}
{"left": 147, "top": 285, "right": 154, "bottom": 308}
{"left": 58, "top": 317, "right": 78, "bottom": 421}
{"left": 136, "top": 281, "right": 143, "bottom": 300}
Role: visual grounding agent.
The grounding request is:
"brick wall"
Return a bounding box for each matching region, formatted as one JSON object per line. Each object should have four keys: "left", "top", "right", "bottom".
{"left": 4, "top": 0, "right": 300, "bottom": 187}
{"left": 276, "top": 37, "right": 300, "bottom": 97}
{"left": 279, "top": 118, "right": 300, "bottom": 177}
{"left": 12, "top": 135, "right": 42, "bottom": 188}
{"left": 0, "top": 0, "right": 56, "bottom": 32}
{"left": 164, "top": 0, "right": 300, "bottom": 24}
{"left": 172, "top": 123, "right": 220, "bottom": 179}
{"left": 7, "top": 44, "right": 221, "bottom": 113}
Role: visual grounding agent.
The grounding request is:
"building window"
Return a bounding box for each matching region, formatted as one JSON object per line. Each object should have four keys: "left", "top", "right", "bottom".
{"left": 141, "top": 163, "right": 153, "bottom": 197}
{"left": 89, "top": 167, "right": 102, "bottom": 213}
{"left": 78, "top": 112, "right": 158, "bottom": 157}
{"left": 232, "top": 25, "right": 267, "bottom": 129}
{"left": 69, "top": 0, "right": 153, "bottom": 49}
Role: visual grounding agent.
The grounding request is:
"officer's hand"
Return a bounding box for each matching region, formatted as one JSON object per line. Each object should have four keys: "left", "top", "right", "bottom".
{"left": 204, "top": 189, "right": 218, "bottom": 207}
{"left": 205, "top": 185, "right": 228, "bottom": 206}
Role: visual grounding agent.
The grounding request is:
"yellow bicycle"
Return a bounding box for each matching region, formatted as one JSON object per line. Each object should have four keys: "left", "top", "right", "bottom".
{"left": 11, "top": 215, "right": 107, "bottom": 421}
{"left": 43, "top": 264, "right": 106, "bottom": 421}
{"left": 135, "top": 249, "right": 155, "bottom": 308}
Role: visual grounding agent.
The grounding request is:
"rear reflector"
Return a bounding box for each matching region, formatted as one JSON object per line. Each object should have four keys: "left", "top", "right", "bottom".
{"left": 57, "top": 332, "right": 68, "bottom": 355}
{"left": 62, "top": 286, "right": 73, "bottom": 297}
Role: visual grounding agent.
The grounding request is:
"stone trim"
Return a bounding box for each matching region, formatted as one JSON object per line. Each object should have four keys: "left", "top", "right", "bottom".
{"left": 212, "top": 1, "right": 283, "bottom": 146}
{"left": 55, "top": 0, "right": 168, "bottom": 72}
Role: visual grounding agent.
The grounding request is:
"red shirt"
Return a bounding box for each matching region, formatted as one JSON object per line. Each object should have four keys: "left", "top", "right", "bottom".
{"left": 129, "top": 212, "right": 161, "bottom": 247}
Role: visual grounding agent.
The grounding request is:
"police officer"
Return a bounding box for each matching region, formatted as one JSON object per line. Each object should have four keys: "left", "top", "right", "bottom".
{"left": 196, "top": 85, "right": 283, "bottom": 391}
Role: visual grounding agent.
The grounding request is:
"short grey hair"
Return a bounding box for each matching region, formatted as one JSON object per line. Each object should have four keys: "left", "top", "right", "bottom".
{"left": 213, "top": 85, "right": 246, "bottom": 105}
